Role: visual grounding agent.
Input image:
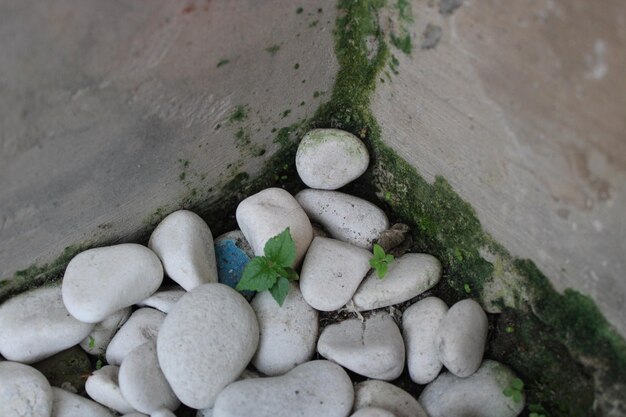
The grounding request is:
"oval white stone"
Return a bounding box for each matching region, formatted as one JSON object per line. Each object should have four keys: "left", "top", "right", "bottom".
{"left": 295, "top": 189, "right": 389, "bottom": 248}
{"left": 0, "top": 285, "right": 94, "bottom": 363}
{"left": 296, "top": 128, "right": 369, "bottom": 190}
{"left": 354, "top": 380, "right": 428, "bottom": 417}
{"left": 149, "top": 210, "right": 218, "bottom": 291}
{"left": 251, "top": 283, "right": 318, "bottom": 376}
{"left": 419, "top": 360, "right": 525, "bottom": 417}
{"left": 352, "top": 253, "right": 441, "bottom": 311}
{"left": 435, "top": 299, "right": 488, "bottom": 377}
{"left": 350, "top": 408, "right": 397, "bottom": 417}
{"left": 62, "top": 244, "right": 163, "bottom": 323}
{"left": 236, "top": 188, "right": 313, "bottom": 266}
{"left": 0, "top": 361, "right": 53, "bottom": 417}
{"left": 85, "top": 365, "right": 135, "bottom": 414}
{"left": 80, "top": 307, "right": 132, "bottom": 356}
{"left": 106, "top": 308, "right": 165, "bottom": 366}
{"left": 317, "top": 313, "right": 405, "bottom": 380}
{"left": 137, "top": 287, "right": 185, "bottom": 313}
{"left": 300, "top": 237, "right": 373, "bottom": 311}
{"left": 157, "top": 283, "right": 259, "bottom": 409}
{"left": 213, "top": 360, "right": 354, "bottom": 417}
{"left": 402, "top": 297, "right": 448, "bottom": 384}
{"left": 119, "top": 341, "right": 179, "bottom": 414}
{"left": 51, "top": 386, "right": 115, "bottom": 417}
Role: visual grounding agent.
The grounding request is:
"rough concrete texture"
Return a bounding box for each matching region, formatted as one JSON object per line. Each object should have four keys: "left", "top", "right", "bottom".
{"left": 373, "top": 0, "right": 626, "bottom": 335}
{"left": 0, "top": 0, "right": 338, "bottom": 277}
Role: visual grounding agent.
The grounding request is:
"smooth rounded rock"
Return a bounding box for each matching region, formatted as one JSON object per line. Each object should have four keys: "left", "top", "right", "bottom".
{"left": 151, "top": 410, "right": 177, "bottom": 417}
{"left": 214, "top": 230, "right": 255, "bottom": 299}
{"left": 295, "top": 189, "right": 389, "bottom": 248}
{"left": 80, "top": 307, "right": 132, "bottom": 355}
{"left": 419, "top": 360, "right": 525, "bottom": 417}
{"left": 352, "top": 253, "right": 441, "bottom": 311}
{"left": 85, "top": 365, "right": 135, "bottom": 414}
{"left": 251, "top": 282, "right": 318, "bottom": 376}
{"left": 122, "top": 414, "right": 148, "bottom": 417}
{"left": 33, "top": 346, "right": 91, "bottom": 394}
{"left": 157, "top": 283, "right": 259, "bottom": 409}
{"left": 195, "top": 369, "right": 261, "bottom": 417}
{"left": 435, "top": 299, "right": 488, "bottom": 377}
{"left": 0, "top": 361, "right": 53, "bottom": 417}
{"left": 296, "top": 128, "right": 369, "bottom": 190}
{"left": 106, "top": 308, "right": 165, "bottom": 366}
{"left": 318, "top": 313, "right": 405, "bottom": 380}
{"left": 0, "top": 285, "right": 94, "bottom": 363}
{"left": 236, "top": 188, "right": 313, "bottom": 266}
{"left": 354, "top": 380, "right": 428, "bottom": 417}
{"left": 149, "top": 210, "right": 218, "bottom": 291}
{"left": 51, "top": 387, "right": 115, "bottom": 417}
{"left": 350, "top": 408, "right": 396, "bottom": 417}
{"left": 137, "top": 287, "right": 185, "bottom": 313}
{"left": 213, "top": 360, "right": 354, "bottom": 417}
{"left": 119, "top": 341, "right": 179, "bottom": 414}
{"left": 300, "top": 237, "right": 373, "bottom": 311}
{"left": 402, "top": 297, "right": 448, "bottom": 384}
{"left": 62, "top": 243, "right": 163, "bottom": 323}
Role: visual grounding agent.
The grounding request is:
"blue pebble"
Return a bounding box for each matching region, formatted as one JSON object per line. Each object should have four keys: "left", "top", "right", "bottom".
{"left": 215, "top": 239, "right": 254, "bottom": 300}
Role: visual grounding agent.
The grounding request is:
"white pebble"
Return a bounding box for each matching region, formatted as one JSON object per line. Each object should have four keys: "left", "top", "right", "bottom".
{"left": 251, "top": 283, "right": 318, "bottom": 376}
{"left": 0, "top": 361, "right": 53, "bottom": 417}
{"left": 51, "top": 387, "right": 115, "bottom": 417}
{"left": 0, "top": 285, "right": 94, "bottom": 363}
{"left": 157, "top": 284, "right": 259, "bottom": 409}
{"left": 151, "top": 410, "right": 177, "bottom": 417}
{"left": 137, "top": 287, "right": 185, "bottom": 313}
{"left": 213, "top": 360, "right": 354, "bottom": 417}
{"left": 295, "top": 128, "right": 369, "bottom": 190}
{"left": 80, "top": 308, "right": 131, "bottom": 355}
{"left": 236, "top": 188, "right": 313, "bottom": 266}
{"left": 402, "top": 297, "right": 448, "bottom": 384}
{"left": 296, "top": 189, "right": 389, "bottom": 248}
{"left": 85, "top": 365, "right": 135, "bottom": 414}
{"left": 299, "top": 237, "right": 372, "bottom": 311}
{"left": 106, "top": 308, "right": 165, "bottom": 366}
{"left": 419, "top": 360, "right": 525, "bottom": 417}
{"left": 352, "top": 253, "right": 441, "bottom": 311}
{"left": 435, "top": 299, "right": 488, "bottom": 377}
{"left": 350, "top": 408, "right": 397, "bottom": 417}
{"left": 354, "top": 380, "right": 428, "bottom": 417}
{"left": 149, "top": 210, "right": 218, "bottom": 291}
{"left": 317, "top": 313, "right": 405, "bottom": 380}
{"left": 62, "top": 244, "right": 163, "bottom": 323}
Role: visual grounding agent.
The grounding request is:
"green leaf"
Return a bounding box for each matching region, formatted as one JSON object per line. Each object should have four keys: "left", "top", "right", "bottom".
{"left": 384, "top": 254, "right": 394, "bottom": 263}
{"left": 95, "top": 359, "right": 103, "bottom": 370}
{"left": 269, "top": 276, "right": 291, "bottom": 306}
{"left": 503, "top": 387, "right": 514, "bottom": 397}
{"left": 511, "top": 378, "right": 524, "bottom": 390}
{"left": 88, "top": 336, "right": 95, "bottom": 349}
{"left": 373, "top": 243, "right": 385, "bottom": 259}
{"left": 464, "top": 283, "right": 471, "bottom": 294}
{"left": 511, "top": 391, "right": 523, "bottom": 403}
{"left": 236, "top": 257, "right": 278, "bottom": 292}
{"left": 281, "top": 267, "right": 299, "bottom": 282}
{"left": 264, "top": 228, "right": 296, "bottom": 267}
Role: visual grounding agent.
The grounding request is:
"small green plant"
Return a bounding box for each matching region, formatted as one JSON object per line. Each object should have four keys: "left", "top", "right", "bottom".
{"left": 88, "top": 336, "right": 95, "bottom": 349}
{"left": 236, "top": 228, "right": 299, "bottom": 306}
{"left": 464, "top": 283, "right": 472, "bottom": 294}
{"left": 528, "top": 403, "right": 548, "bottom": 417}
{"left": 503, "top": 378, "right": 524, "bottom": 402}
{"left": 95, "top": 358, "right": 103, "bottom": 370}
{"left": 505, "top": 325, "right": 515, "bottom": 333}
{"left": 370, "top": 244, "right": 394, "bottom": 278}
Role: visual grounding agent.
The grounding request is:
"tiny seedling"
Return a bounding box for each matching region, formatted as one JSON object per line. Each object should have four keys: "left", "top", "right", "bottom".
{"left": 370, "top": 244, "right": 394, "bottom": 279}
{"left": 88, "top": 336, "right": 95, "bottom": 349}
{"left": 464, "top": 283, "right": 472, "bottom": 294}
{"left": 505, "top": 325, "right": 515, "bottom": 333}
{"left": 503, "top": 378, "right": 524, "bottom": 402}
{"left": 236, "top": 228, "right": 300, "bottom": 306}
{"left": 95, "top": 358, "right": 103, "bottom": 370}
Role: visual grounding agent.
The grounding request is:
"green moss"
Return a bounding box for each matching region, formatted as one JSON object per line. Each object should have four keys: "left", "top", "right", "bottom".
{"left": 228, "top": 105, "right": 248, "bottom": 123}
{"left": 216, "top": 59, "right": 230, "bottom": 68}
{"left": 390, "top": 32, "right": 412, "bottom": 54}
{"left": 295, "top": 6, "right": 303, "bottom": 14}
{"left": 281, "top": 109, "right": 291, "bottom": 118}
{"left": 265, "top": 44, "right": 280, "bottom": 56}
{"left": 294, "top": 63, "right": 300, "bottom": 70}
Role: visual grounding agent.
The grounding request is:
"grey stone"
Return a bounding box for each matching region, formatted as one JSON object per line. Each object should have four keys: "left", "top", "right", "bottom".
{"left": 33, "top": 346, "right": 91, "bottom": 394}
{"left": 435, "top": 299, "right": 488, "bottom": 377}
{"left": 352, "top": 253, "right": 441, "bottom": 311}
{"left": 51, "top": 386, "right": 115, "bottom": 417}
{"left": 236, "top": 188, "right": 313, "bottom": 266}
{"left": 149, "top": 210, "right": 218, "bottom": 291}
{"left": 80, "top": 307, "right": 132, "bottom": 355}
{"left": 106, "top": 308, "right": 165, "bottom": 366}
{"left": 0, "top": 285, "right": 94, "bottom": 363}
{"left": 62, "top": 244, "right": 163, "bottom": 323}
{"left": 354, "top": 380, "right": 428, "bottom": 417}
{"left": 157, "top": 283, "right": 259, "bottom": 409}
{"left": 213, "top": 360, "right": 354, "bottom": 417}
{"left": 251, "top": 283, "right": 318, "bottom": 376}
{"left": 350, "top": 408, "right": 397, "bottom": 417}
{"left": 119, "top": 341, "right": 179, "bottom": 414}
{"left": 295, "top": 189, "right": 389, "bottom": 248}
{"left": 0, "top": 361, "right": 53, "bottom": 417}
{"left": 318, "top": 313, "right": 405, "bottom": 380}
{"left": 299, "top": 237, "right": 373, "bottom": 311}
{"left": 85, "top": 365, "right": 135, "bottom": 414}
{"left": 419, "top": 360, "right": 525, "bottom": 417}
{"left": 295, "top": 128, "right": 369, "bottom": 190}
{"left": 402, "top": 297, "right": 448, "bottom": 384}
{"left": 137, "top": 287, "right": 185, "bottom": 313}
{"left": 151, "top": 410, "right": 177, "bottom": 417}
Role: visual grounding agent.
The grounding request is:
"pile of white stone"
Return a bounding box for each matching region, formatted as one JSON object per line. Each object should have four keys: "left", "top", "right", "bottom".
{"left": 0, "top": 129, "right": 525, "bottom": 417}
